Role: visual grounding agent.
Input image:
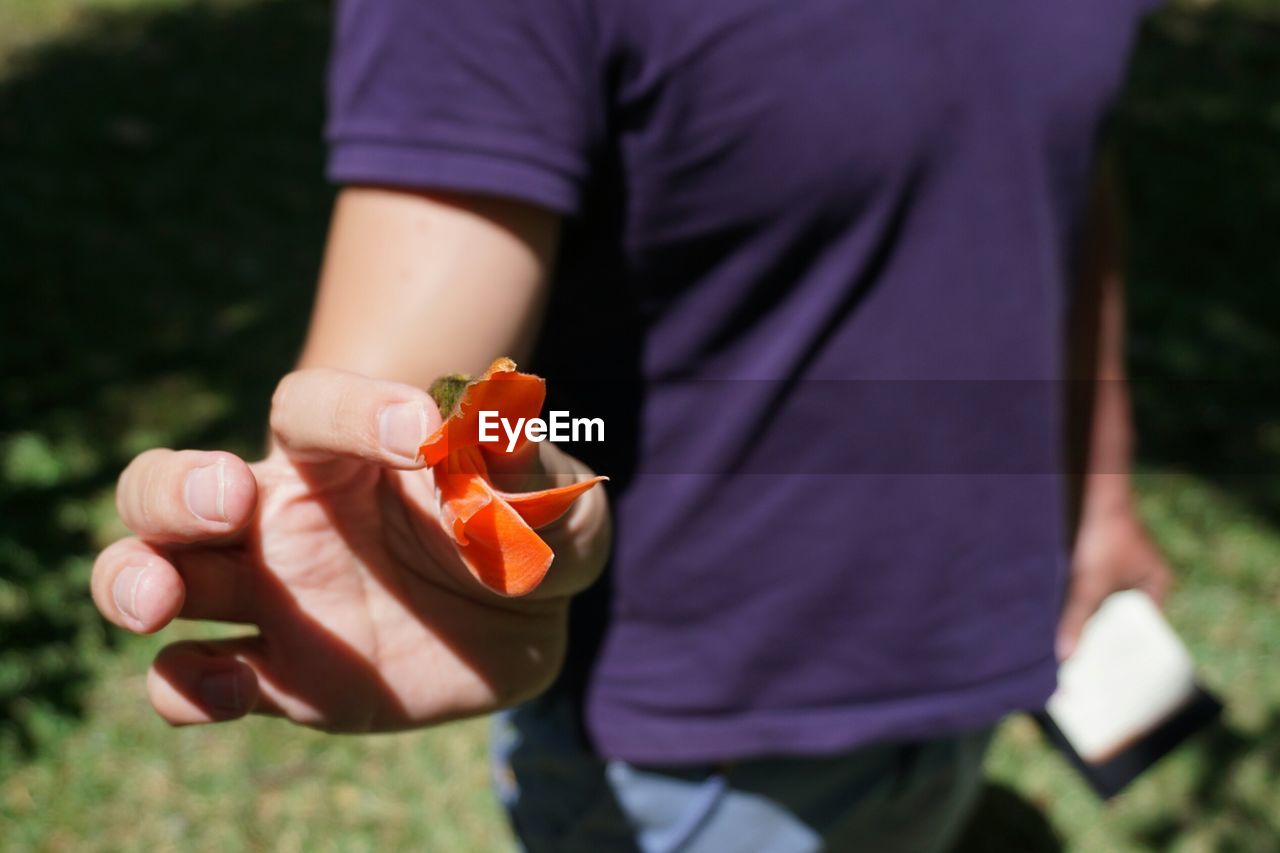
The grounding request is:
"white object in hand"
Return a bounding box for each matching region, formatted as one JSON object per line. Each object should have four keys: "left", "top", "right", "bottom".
{"left": 1047, "top": 590, "right": 1197, "bottom": 763}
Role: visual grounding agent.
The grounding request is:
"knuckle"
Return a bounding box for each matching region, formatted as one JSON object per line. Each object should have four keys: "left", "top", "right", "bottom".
{"left": 1073, "top": 569, "right": 1104, "bottom": 592}
{"left": 137, "top": 457, "right": 163, "bottom": 530}
{"left": 331, "top": 384, "right": 367, "bottom": 441}
{"left": 1074, "top": 581, "right": 1108, "bottom": 608}
{"left": 117, "top": 449, "right": 166, "bottom": 529}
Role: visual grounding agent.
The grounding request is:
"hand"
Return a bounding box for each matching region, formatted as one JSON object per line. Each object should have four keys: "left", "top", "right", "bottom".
{"left": 91, "top": 368, "right": 609, "bottom": 730}
{"left": 1056, "top": 507, "right": 1173, "bottom": 662}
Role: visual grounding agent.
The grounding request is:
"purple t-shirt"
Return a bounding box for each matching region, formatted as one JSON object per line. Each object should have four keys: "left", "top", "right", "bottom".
{"left": 328, "top": 0, "right": 1157, "bottom": 762}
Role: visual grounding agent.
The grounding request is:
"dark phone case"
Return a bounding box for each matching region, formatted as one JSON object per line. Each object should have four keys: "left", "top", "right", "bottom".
{"left": 1034, "top": 686, "right": 1223, "bottom": 799}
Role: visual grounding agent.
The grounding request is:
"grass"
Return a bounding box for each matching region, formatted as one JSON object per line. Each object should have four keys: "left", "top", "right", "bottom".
{"left": 1, "top": 0, "right": 1278, "bottom": 850}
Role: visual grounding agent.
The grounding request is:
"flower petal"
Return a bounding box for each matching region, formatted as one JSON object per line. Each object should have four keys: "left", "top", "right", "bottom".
{"left": 496, "top": 477, "right": 608, "bottom": 529}
{"left": 420, "top": 358, "right": 545, "bottom": 466}
{"left": 455, "top": 493, "right": 554, "bottom": 596}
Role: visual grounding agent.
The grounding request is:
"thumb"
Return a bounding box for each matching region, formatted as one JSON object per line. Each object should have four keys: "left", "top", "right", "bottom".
{"left": 1055, "top": 572, "right": 1109, "bottom": 663}
{"left": 269, "top": 368, "right": 442, "bottom": 468}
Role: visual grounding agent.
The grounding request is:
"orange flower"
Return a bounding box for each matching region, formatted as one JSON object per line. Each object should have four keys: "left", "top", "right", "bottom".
{"left": 420, "top": 358, "right": 606, "bottom": 596}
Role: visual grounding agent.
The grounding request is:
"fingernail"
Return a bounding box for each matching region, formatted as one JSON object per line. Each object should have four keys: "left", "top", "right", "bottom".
{"left": 199, "top": 669, "right": 246, "bottom": 715}
{"left": 185, "top": 460, "right": 227, "bottom": 522}
{"left": 112, "top": 564, "right": 151, "bottom": 624}
{"left": 379, "top": 402, "right": 428, "bottom": 462}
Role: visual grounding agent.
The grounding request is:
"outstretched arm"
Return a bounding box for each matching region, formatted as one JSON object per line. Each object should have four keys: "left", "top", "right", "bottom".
{"left": 91, "top": 189, "right": 610, "bottom": 728}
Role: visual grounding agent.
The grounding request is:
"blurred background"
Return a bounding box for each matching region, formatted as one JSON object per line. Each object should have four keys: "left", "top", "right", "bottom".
{"left": 1, "top": 0, "right": 1277, "bottom": 849}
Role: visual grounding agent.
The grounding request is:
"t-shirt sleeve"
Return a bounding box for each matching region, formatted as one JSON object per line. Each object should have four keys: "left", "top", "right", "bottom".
{"left": 326, "top": 0, "right": 599, "bottom": 215}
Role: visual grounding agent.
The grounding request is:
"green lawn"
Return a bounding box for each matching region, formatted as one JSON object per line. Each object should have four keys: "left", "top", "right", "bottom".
{"left": 2, "top": 1, "right": 1278, "bottom": 850}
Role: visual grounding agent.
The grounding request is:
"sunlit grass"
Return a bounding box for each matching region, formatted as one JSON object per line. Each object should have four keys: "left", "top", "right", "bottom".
{"left": 1, "top": 629, "right": 508, "bottom": 851}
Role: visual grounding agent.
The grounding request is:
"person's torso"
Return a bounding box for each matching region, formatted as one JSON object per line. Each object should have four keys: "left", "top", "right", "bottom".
{"left": 533, "top": 0, "right": 1157, "bottom": 762}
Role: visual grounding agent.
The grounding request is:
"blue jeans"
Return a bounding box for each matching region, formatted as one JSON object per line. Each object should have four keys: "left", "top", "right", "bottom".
{"left": 490, "top": 695, "right": 992, "bottom": 853}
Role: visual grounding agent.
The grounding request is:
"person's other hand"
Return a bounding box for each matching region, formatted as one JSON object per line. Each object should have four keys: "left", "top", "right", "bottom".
{"left": 91, "top": 368, "right": 608, "bottom": 729}
{"left": 1056, "top": 508, "right": 1173, "bottom": 662}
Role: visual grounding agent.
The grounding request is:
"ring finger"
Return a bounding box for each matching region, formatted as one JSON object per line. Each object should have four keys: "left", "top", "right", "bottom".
{"left": 91, "top": 538, "right": 259, "bottom": 633}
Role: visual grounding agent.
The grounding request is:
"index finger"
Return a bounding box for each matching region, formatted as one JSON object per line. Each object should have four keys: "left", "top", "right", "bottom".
{"left": 116, "top": 449, "right": 258, "bottom": 543}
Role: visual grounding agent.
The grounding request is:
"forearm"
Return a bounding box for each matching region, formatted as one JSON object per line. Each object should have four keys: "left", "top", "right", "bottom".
{"left": 293, "top": 187, "right": 610, "bottom": 591}
{"left": 1057, "top": 155, "right": 1171, "bottom": 656}
{"left": 297, "top": 187, "right": 557, "bottom": 385}
{"left": 1067, "top": 154, "right": 1137, "bottom": 535}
